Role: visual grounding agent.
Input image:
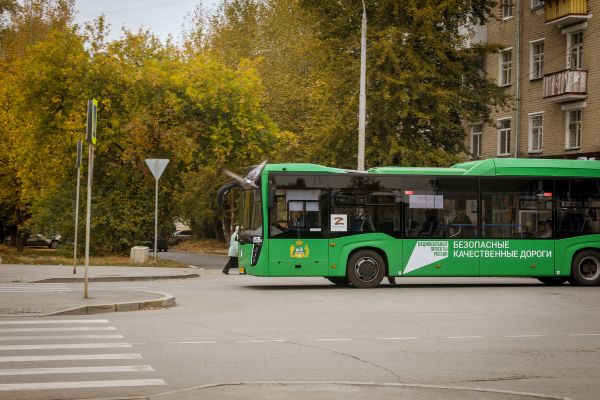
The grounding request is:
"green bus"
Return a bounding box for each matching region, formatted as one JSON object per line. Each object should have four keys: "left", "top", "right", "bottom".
{"left": 230, "top": 158, "right": 600, "bottom": 288}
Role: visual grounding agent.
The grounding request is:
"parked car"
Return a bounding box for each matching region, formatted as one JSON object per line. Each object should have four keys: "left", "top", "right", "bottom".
{"left": 148, "top": 236, "right": 169, "bottom": 252}
{"left": 3, "top": 234, "right": 62, "bottom": 249}
{"left": 29, "top": 234, "right": 62, "bottom": 249}
{"left": 168, "top": 230, "right": 192, "bottom": 245}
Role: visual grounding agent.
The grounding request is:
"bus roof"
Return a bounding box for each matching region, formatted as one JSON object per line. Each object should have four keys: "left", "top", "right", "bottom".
{"left": 265, "top": 163, "right": 354, "bottom": 174}
{"left": 265, "top": 158, "right": 600, "bottom": 178}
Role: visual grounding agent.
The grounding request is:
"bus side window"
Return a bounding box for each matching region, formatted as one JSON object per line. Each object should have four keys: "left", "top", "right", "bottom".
{"left": 269, "top": 194, "right": 289, "bottom": 236}
{"left": 556, "top": 179, "right": 600, "bottom": 238}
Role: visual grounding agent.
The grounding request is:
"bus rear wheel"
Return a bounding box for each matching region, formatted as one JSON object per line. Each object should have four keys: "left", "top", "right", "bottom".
{"left": 326, "top": 277, "right": 351, "bottom": 287}
{"left": 347, "top": 250, "right": 385, "bottom": 288}
{"left": 571, "top": 250, "right": 600, "bottom": 286}
{"left": 537, "top": 277, "right": 568, "bottom": 285}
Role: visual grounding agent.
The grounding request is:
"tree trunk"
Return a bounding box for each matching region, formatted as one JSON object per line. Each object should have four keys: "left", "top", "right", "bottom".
{"left": 213, "top": 217, "right": 225, "bottom": 242}
{"left": 16, "top": 231, "right": 27, "bottom": 253}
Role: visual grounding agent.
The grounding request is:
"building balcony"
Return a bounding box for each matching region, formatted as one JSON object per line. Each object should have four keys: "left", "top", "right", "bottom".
{"left": 543, "top": 69, "right": 587, "bottom": 102}
{"left": 545, "top": 0, "right": 590, "bottom": 27}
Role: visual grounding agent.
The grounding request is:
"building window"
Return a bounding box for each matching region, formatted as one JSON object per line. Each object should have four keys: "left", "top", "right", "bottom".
{"left": 569, "top": 32, "right": 583, "bottom": 70}
{"left": 497, "top": 119, "right": 511, "bottom": 156}
{"left": 471, "top": 125, "right": 482, "bottom": 158}
{"left": 566, "top": 109, "right": 582, "bottom": 149}
{"left": 531, "top": 0, "right": 543, "bottom": 9}
{"left": 530, "top": 40, "right": 544, "bottom": 80}
{"left": 501, "top": 0, "right": 513, "bottom": 19}
{"left": 499, "top": 49, "right": 512, "bottom": 86}
{"left": 528, "top": 113, "right": 543, "bottom": 153}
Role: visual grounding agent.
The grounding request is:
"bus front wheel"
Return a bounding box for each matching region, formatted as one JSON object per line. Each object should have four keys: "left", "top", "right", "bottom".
{"left": 347, "top": 250, "right": 385, "bottom": 288}
{"left": 571, "top": 250, "right": 600, "bottom": 286}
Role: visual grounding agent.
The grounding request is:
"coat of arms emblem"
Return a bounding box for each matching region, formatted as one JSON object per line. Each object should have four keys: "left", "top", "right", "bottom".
{"left": 290, "top": 241, "right": 310, "bottom": 258}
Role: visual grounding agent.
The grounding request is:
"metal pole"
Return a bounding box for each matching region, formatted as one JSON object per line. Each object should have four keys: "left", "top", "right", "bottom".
{"left": 358, "top": 0, "right": 367, "bottom": 171}
{"left": 84, "top": 144, "right": 94, "bottom": 299}
{"left": 73, "top": 160, "right": 81, "bottom": 275}
{"left": 154, "top": 175, "right": 158, "bottom": 263}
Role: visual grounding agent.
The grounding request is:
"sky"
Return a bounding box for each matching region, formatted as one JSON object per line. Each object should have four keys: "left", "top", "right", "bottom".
{"left": 74, "top": 0, "right": 219, "bottom": 42}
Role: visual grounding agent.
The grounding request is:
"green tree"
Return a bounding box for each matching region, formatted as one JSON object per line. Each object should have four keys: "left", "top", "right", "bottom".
{"left": 0, "top": 0, "right": 79, "bottom": 250}
{"left": 298, "top": 0, "right": 509, "bottom": 168}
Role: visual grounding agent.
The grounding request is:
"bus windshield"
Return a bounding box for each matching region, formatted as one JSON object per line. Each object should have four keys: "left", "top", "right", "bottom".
{"left": 239, "top": 189, "right": 263, "bottom": 243}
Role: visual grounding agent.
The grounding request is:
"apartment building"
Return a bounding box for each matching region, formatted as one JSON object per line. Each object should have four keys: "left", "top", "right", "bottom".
{"left": 466, "top": 0, "right": 597, "bottom": 160}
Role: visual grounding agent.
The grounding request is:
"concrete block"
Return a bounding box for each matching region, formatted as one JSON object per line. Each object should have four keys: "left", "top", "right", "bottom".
{"left": 130, "top": 246, "right": 149, "bottom": 264}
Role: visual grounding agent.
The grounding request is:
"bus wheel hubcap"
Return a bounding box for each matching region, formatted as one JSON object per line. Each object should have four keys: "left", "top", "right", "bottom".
{"left": 355, "top": 257, "right": 378, "bottom": 282}
{"left": 580, "top": 256, "right": 600, "bottom": 280}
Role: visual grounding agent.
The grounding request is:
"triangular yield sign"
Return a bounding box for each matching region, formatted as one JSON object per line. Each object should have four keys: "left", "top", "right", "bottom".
{"left": 145, "top": 159, "right": 169, "bottom": 180}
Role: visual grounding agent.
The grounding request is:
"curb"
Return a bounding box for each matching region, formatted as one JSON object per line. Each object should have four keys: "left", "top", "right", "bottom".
{"left": 33, "top": 273, "right": 201, "bottom": 283}
{"left": 94, "top": 381, "right": 574, "bottom": 400}
{"left": 45, "top": 291, "right": 176, "bottom": 316}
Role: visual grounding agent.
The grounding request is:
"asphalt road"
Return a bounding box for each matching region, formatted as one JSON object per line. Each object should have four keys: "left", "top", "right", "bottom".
{"left": 1, "top": 268, "right": 599, "bottom": 400}
{"left": 157, "top": 249, "right": 226, "bottom": 269}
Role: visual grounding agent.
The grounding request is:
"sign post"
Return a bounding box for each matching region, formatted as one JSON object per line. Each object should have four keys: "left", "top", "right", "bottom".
{"left": 73, "top": 140, "right": 82, "bottom": 275}
{"left": 83, "top": 99, "right": 97, "bottom": 298}
{"left": 145, "top": 159, "right": 169, "bottom": 263}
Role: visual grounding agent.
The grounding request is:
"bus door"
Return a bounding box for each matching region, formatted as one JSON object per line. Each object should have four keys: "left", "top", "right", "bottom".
{"left": 267, "top": 188, "right": 329, "bottom": 276}
{"left": 401, "top": 180, "right": 480, "bottom": 277}
{"left": 479, "top": 179, "right": 555, "bottom": 276}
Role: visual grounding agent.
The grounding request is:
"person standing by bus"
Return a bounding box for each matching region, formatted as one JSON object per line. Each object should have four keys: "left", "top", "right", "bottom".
{"left": 222, "top": 226, "right": 239, "bottom": 275}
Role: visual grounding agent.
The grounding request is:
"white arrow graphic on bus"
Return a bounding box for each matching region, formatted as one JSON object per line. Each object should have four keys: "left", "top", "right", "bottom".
{"left": 404, "top": 241, "right": 449, "bottom": 274}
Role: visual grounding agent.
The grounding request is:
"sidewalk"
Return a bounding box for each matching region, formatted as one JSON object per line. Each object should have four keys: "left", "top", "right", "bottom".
{"left": 0, "top": 264, "right": 202, "bottom": 316}
{"left": 0, "top": 264, "right": 201, "bottom": 283}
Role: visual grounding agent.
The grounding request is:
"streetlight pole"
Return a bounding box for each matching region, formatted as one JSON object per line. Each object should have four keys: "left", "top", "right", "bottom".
{"left": 358, "top": 0, "right": 367, "bottom": 171}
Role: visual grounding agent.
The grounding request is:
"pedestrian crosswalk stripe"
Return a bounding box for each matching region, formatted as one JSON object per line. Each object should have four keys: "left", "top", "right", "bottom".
{"left": 0, "top": 343, "right": 132, "bottom": 350}
{"left": 0, "top": 317, "right": 166, "bottom": 393}
{"left": 0, "top": 327, "right": 117, "bottom": 333}
{"left": 0, "top": 283, "right": 71, "bottom": 293}
{"left": 0, "top": 290, "right": 70, "bottom": 293}
{"left": 0, "top": 353, "right": 143, "bottom": 362}
{"left": 0, "top": 365, "right": 154, "bottom": 376}
{"left": 0, "top": 335, "right": 124, "bottom": 341}
{"left": 0, "top": 379, "right": 166, "bottom": 391}
{"left": 0, "top": 284, "right": 69, "bottom": 287}
{"left": 0, "top": 319, "right": 109, "bottom": 325}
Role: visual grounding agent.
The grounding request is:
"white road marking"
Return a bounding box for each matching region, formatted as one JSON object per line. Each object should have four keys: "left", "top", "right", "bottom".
{"left": 0, "top": 283, "right": 66, "bottom": 285}
{"left": 0, "top": 343, "right": 132, "bottom": 350}
{"left": 0, "top": 320, "right": 109, "bottom": 325}
{"left": 168, "top": 341, "right": 216, "bottom": 344}
{"left": 443, "top": 336, "right": 482, "bottom": 339}
{"left": 0, "top": 284, "right": 70, "bottom": 293}
{"left": 269, "top": 339, "right": 287, "bottom": 342}
{"left": 504, "top": 335, "right": 544, "bottom": 338}
{"left": 237, "top": 340, "right": 268, "bottom": 343}
{"left": 312, "top": 338, "right": 353, "bottom": 342}
{"left": 0, "top": 335, "right": 123, "bottom": 341}
{"left": 569, "top": 333, "right": 600, "bottom": 336}
{"left": 0, "top": 353, "right": 143, "bottom": 362}
{"left": 0, "top": 327, "right": 117, "bottom": 333}
{"left": 0, "top": 365, "right": 154, "bottom": 376}
{"left": 0, "top": 379, "right": 166, "bottom": 391}
{"left": 0, "top": 289, "right": 70, "bottom": 293}
{"left": 376, "top": 337, "right": 418, "bottom": 340}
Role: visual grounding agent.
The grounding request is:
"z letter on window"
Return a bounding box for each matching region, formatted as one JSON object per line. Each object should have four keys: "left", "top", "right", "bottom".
{"left": 331, "top": 214, "right": 348, "bottom": 232}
